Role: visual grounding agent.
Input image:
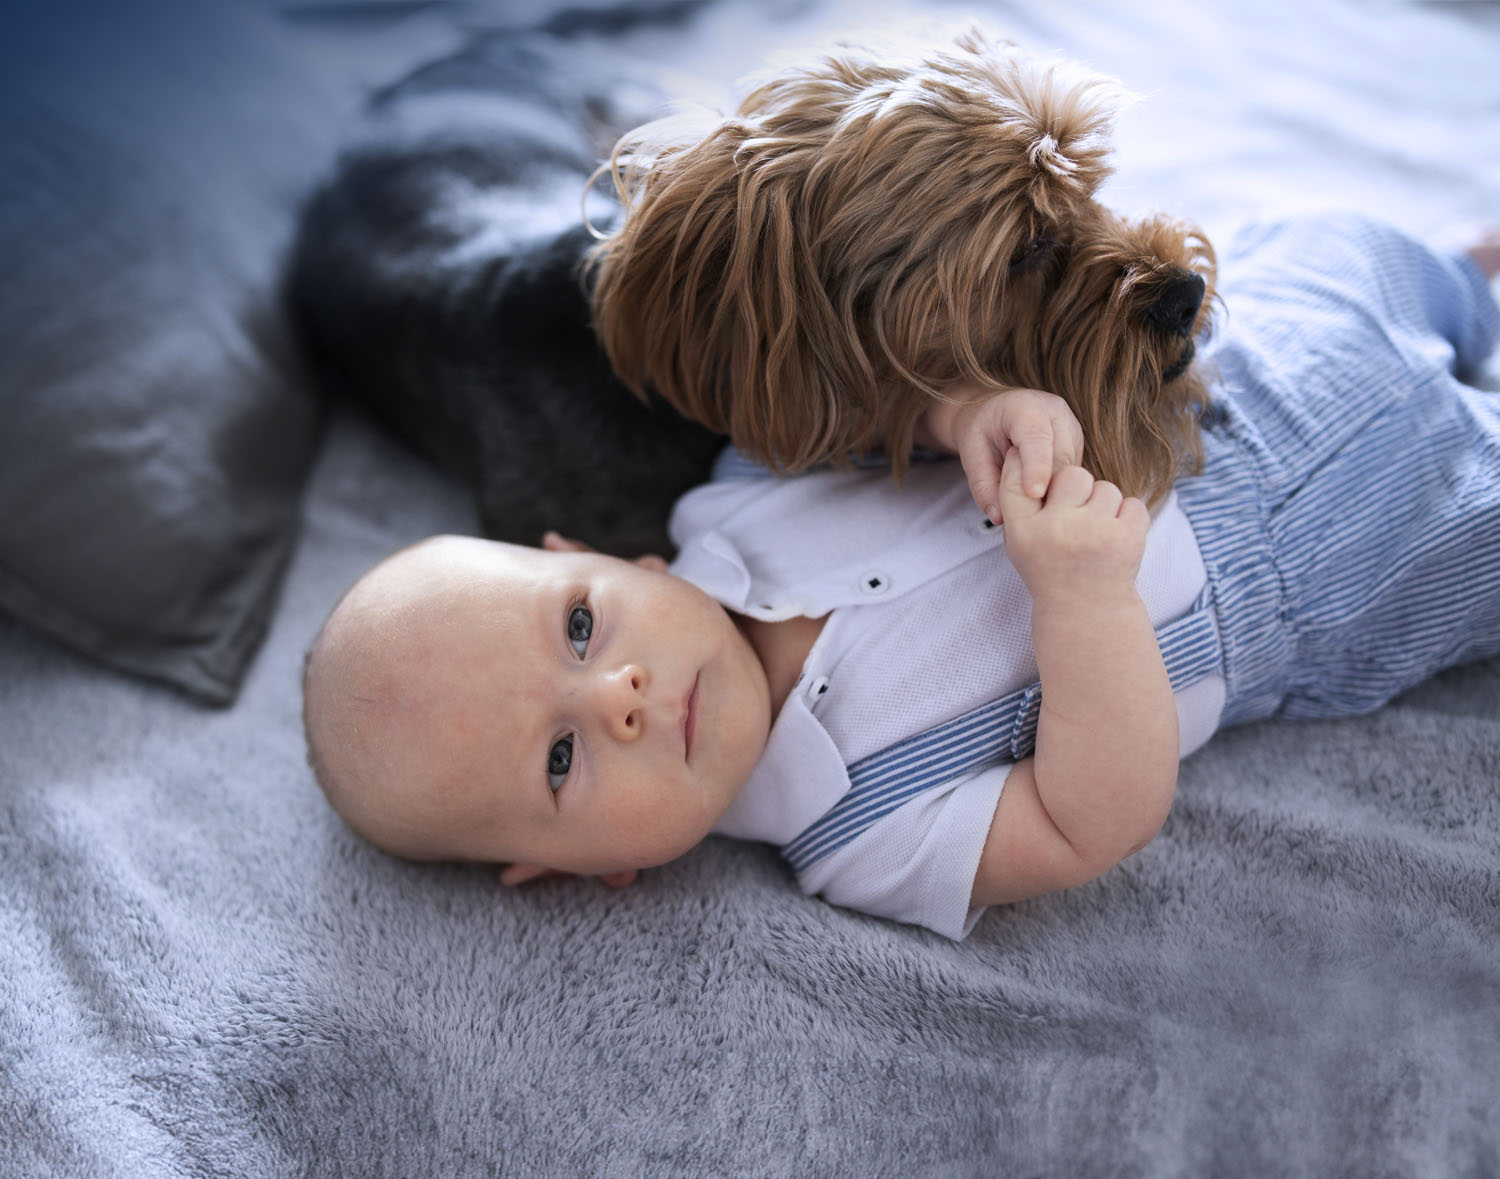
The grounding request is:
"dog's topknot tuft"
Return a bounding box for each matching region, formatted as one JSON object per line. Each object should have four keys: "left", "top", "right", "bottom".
{"left": 951, "top": 31, "right": 1125, "bottom": 220}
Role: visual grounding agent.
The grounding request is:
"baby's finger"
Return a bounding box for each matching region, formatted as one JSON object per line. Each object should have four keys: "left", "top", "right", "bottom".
{"left": 1057, "top": 412, "right": 1086, "bottom": 469}
{"left": 1009, "top": 425, "right": 1056, "bottom": 499}
{"left": 1120, "top": 496, "right": 1151, "bottom": 535}
{"left": 1087, "top": 479, "right": 1124, "bottom": 516}
{"left": 997, "top": 447, "right": 1043, "bottom": 521}
{"left": 1041, "top": 464, "right": 1094, "bottom": 509}
{"left": 499, "top": 863, "right": 562, "bottom": 887}
{"left": 958, "top": 433, "right": 1005, "bottom": 524}
{"left": 542, "top": 531, "right": 593, "bottom": 553}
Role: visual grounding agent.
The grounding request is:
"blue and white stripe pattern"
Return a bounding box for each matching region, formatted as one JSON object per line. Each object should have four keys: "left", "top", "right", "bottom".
{"left": 782, "top": 590, "right": 1223, "bottom": 872}
{"left": 1176, "top": 215, "right": 1500, "bottom": 727}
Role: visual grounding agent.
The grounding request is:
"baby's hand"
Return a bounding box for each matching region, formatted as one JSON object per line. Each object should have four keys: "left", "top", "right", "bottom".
{"left": 1465, "top": 226, "right": 1500, "bottom": 280}
{"left": 997, "top": 447, "right": 1149, "bottom": 608}
{"left": 924, "top": 387, "right": 1084, "bottom": 525}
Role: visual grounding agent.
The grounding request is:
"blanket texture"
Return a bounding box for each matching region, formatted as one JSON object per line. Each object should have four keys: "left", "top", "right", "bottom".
{"left": 3, "top": 0, "right": 1499, "bottom": 1175}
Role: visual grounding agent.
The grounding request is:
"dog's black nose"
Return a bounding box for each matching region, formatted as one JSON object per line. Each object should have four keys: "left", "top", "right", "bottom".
{"left": 1147, "top": 272, "right": 1206, "bottom": 337}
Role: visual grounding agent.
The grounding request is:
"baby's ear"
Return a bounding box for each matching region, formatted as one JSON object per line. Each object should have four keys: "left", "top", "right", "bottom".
{"left": 632, "top": 554, "right": 668, "bottom": 573}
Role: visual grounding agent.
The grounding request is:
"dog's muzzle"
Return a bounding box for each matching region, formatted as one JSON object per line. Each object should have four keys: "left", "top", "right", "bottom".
{"left": 1162, "top": 339, "right": 1196, "bottom": 384}
{"left": 1147, "top": 272, "right": 1206, "bottom": 338}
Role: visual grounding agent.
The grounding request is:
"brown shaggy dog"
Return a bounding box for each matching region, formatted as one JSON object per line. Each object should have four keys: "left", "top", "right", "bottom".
{"left": 587, "top": 29, "right": 1217, "bottom": 506}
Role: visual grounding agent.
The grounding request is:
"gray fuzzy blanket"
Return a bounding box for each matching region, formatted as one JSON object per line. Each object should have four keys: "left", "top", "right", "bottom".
{"left": 4, "top": 0, "right": 1499, "bottom": 1175}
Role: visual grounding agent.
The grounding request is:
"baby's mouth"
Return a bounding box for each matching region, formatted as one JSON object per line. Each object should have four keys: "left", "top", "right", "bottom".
{"left": 682, "top": 674, "right": 699, "bottom": 763}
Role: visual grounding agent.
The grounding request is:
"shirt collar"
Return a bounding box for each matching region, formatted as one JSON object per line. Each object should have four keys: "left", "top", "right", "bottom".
{"left": 712, "top": 688, "right": 850, "bottom": 845}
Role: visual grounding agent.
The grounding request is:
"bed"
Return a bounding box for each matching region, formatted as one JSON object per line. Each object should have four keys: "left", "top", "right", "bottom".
{"left": 3, "top": 0, "right": 1498, "bottom": 1174}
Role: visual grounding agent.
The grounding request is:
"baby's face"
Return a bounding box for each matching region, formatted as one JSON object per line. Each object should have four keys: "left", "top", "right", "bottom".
{"left": 332, "top": 535, "right": 772, "bottom": 877}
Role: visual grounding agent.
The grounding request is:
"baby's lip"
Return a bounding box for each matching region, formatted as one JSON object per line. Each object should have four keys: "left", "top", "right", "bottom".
{"left": 682, "top": 673, "right": 699, "bottom": 763}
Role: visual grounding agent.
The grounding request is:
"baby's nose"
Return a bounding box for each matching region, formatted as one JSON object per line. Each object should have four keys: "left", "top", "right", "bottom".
{"left": 597, "top": 664, "right": 649, "bottom": 741}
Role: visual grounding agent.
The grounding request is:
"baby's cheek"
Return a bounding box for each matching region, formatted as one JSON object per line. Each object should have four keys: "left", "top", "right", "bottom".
{"left": 609, "top": 784, "right": 706, "bottom": 868}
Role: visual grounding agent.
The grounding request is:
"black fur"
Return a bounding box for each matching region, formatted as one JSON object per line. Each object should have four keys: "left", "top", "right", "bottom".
{"left": 283, "top": 28, "right": 724, "bottom": 557}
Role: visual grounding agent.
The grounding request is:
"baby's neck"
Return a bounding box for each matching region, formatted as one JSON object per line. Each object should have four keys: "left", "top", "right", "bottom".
{"left": 733, "top": 612, "right": 828, "bottom": 716}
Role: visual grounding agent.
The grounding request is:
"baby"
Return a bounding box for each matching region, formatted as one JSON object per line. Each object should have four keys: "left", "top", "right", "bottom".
{"left": 302, "top": 390, "right": 1107, "bottom": 907}
{"left": 306, "top": 217, "right": 1500, "bottom": 939}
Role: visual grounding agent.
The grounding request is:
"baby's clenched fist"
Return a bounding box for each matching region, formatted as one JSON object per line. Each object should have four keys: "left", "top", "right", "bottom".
{"left": 998, "top": 448, "right": 1149, "bottom": 608}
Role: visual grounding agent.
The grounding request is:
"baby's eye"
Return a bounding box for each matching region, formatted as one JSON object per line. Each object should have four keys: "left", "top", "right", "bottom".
{"left": 567, "top": 603, "right": 593, "bottom": 657}
{"left": 547, "top": 736, "right": 573, "bottom": 792}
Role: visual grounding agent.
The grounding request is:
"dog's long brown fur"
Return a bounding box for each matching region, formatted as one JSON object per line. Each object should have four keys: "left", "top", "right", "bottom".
{"left": 587, "top": 29, "right": 1216, "bottom": 505}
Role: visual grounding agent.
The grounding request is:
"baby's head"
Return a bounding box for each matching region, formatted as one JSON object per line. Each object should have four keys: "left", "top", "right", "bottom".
{"left": 302, "top": 534, "right": 772, "bottom": 883}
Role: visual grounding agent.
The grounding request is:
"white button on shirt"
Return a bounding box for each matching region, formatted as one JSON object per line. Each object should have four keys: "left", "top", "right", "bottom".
{"left": 668, "top": 456, "right": 1226, "bottom": 939}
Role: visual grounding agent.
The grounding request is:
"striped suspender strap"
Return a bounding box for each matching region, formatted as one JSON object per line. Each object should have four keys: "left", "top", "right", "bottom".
{"left": 780, "top": 587, "right": 1223, "bottom": 873}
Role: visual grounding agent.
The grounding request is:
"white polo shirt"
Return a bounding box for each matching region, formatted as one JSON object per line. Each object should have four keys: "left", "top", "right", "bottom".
{"left": 668, "top": 455, "right": 1225, "bottom": 938}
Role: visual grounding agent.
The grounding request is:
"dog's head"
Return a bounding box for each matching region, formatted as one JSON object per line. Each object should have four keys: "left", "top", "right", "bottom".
{"left": 964, "top": 203, "right": 1217, "bottom": 505}
{"left": 588, "top": 30, "right": 1213, "bottom": 502}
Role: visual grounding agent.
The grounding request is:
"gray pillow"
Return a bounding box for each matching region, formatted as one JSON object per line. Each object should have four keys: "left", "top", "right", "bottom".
{"left": 0, "top": 0, "right": 447, "bottom": 703}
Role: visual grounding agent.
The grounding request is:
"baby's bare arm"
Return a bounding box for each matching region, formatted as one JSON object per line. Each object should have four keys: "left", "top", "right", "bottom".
{"left": 970, "top": 456, "right": 1178, "bottom": 907}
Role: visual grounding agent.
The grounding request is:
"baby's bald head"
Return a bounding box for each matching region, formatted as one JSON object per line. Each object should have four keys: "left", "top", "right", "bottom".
{"left": 302, "top": 536, "right": 515, "bottom": 859}
{"left": 302, "top": 530, "right": 773, "bottom": 881}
